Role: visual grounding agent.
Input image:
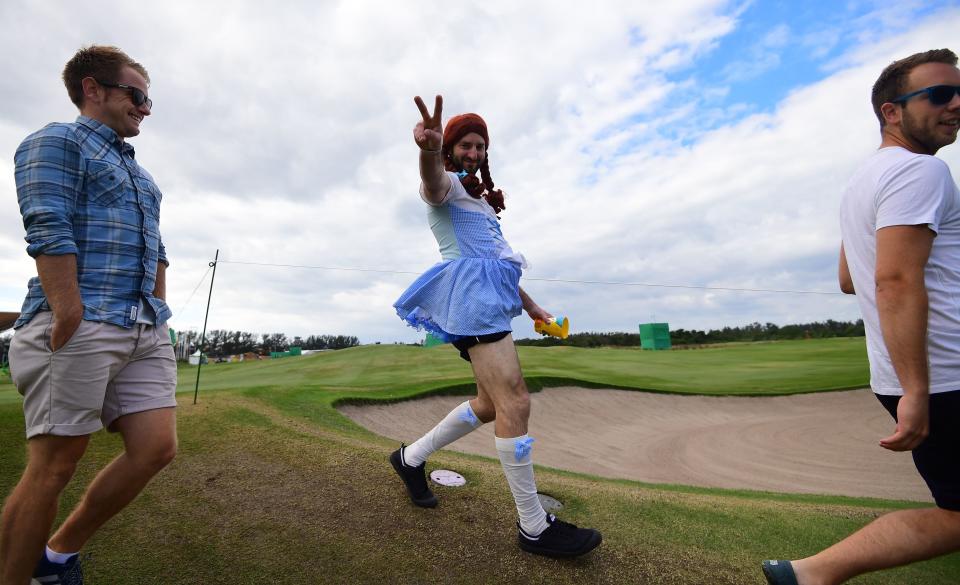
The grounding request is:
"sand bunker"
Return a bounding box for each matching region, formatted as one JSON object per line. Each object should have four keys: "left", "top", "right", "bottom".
{"left": 339, "top": 387, "right": 930, "bottom": 502}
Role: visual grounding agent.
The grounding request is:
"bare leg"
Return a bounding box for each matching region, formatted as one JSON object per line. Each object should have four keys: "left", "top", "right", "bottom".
{"left": 469, "top": 381, "right": 496, "bottom": 424}
{"left": 467, "top": 335, "right": 529, "bottom": 437}
{"left": 467, "top": 335, "right": 547, "bottom": 534}
{"left": 792, "top": 507, "right": 960, "bottom": 585}
{"left": 0, "top": 435, "right": 89, "bottom": 585}
{"left": 48, "top": 408, "right": 176, "bottom": 553}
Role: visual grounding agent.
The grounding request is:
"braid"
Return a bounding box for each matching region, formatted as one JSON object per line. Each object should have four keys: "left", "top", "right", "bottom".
{"left": 480, "top": 158, "right": 505, "bottom": 214}
{"left": 442, "top": 146, "right": 457, "bottom": 173}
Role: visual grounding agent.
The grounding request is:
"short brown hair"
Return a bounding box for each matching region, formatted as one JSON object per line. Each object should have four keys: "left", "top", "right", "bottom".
{"left": 61, "top": 45, "right": 150, "bottom": 108}
{"left": 871, "top": 49, "right": 957, "bottom": 127}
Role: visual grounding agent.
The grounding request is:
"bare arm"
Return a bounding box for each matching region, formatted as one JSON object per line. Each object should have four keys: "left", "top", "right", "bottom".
{"left": 875, "top": 225, "right": 934, "bottom": 451}
{"left": 153, "top": 261, "right": 166, "bottom": 301}
{"left": 0, "top": 313, "right": 19, "bottom": 332}
{"left": 36, "top": 254, "right": 83, "bottom": 350}
{"left": 419, "top": 149, "right": 449, "bottom": 204}
{"left": 838, "top": 243, "right": 855, "bottom": 294}
{"left": 413, "top": 95, "right": 451, "bottom": 204}
{"left": 16, "top": 129, "right": 84, "bottom": 347}
{"left": 519, "top": 287, "right": 552, "bottom": 322}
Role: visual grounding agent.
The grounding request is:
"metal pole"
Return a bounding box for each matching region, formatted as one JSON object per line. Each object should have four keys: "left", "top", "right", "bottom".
{"left": 194, "top": 249, "right": 219, "bottom": 404}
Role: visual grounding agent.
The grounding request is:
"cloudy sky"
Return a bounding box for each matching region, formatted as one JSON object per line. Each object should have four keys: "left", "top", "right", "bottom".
{"left": 2, "top": 0, "right": 959, "bottom": 343}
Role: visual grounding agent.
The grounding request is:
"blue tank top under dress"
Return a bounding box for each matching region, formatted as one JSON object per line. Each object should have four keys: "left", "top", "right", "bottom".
{"left": 394, "top": 173, "right": 528, "bottom": 342}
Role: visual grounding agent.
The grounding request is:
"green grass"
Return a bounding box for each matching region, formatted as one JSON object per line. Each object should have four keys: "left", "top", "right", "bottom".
{"left": 1, "top": 338, "right": 957, "bottom": 584}
{"left": 179, "top": 337, "right": 871, "bottom": 400}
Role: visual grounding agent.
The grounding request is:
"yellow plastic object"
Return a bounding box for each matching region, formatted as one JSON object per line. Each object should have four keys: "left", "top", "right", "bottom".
{"left": 534, "top": 316, "right": 569, "bottom": 339}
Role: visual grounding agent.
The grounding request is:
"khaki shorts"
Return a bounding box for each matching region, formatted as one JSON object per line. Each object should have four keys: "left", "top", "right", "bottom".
{"left": 9, "top": 311, "right": 177, "bottom": 439}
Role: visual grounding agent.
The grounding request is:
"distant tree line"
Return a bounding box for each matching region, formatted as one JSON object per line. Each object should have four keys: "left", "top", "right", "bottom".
{"left": 515, "top": 319, "right": 865, "bottom": 348}
{"left": 177, "top": 329, "right": 359, "bottom": 356}
{"left": 298, "top": 334, "right": 361, "bottom": 351}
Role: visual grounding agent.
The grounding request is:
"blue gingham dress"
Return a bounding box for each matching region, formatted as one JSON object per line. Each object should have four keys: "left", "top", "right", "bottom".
{"left": 394, "top": 173, "right": 527, "bottom": 342}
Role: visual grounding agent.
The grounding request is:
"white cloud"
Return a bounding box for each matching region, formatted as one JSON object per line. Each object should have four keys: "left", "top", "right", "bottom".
{"left": 1, "top": 1, "right": 958, "bottom": 343}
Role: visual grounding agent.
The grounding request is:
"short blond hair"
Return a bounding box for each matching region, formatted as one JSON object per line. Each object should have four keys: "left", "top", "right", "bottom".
{"left": 62, "top": 45, "right": 149, "bottom": 108}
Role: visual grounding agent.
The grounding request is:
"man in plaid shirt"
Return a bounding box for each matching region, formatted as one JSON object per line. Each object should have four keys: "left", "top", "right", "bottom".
{"left": 1, "top": 46, "right": 177, "bottom": 585}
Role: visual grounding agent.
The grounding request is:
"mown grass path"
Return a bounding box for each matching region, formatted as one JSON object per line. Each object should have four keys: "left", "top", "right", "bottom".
{"left": 1, "top": 338, "right": 957, "bottom": 583}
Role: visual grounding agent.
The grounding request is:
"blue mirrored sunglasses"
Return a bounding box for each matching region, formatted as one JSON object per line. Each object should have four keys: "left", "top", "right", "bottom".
{"left": 95, "top": 79, "right": 152, "bottom": 110}
{"left": 893, "top": 84, "right": 960, "bottom": 106}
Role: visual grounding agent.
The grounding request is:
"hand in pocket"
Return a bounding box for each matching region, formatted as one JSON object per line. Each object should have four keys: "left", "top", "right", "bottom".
{"left": 50, "top": 313, "right": 83, "bottom": 351}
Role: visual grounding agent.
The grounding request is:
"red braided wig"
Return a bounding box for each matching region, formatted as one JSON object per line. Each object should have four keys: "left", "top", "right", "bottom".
{"left": 441, "top": 113, "right": 506, "bottom": 214}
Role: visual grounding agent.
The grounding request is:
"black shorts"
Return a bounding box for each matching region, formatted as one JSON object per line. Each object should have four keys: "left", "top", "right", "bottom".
{"left": 451, "top": 332, "right": 510, "bottom": 362}
{"left": 876, "top": 390, "right": 960, "bottom": 511}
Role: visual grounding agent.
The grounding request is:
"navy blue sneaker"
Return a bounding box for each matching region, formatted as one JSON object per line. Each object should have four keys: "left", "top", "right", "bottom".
{"left": 518, "top": 513, "right": 602, "bottom": 558}
{"left": 762, "top": 560, "right": 799, "bottom": 585}
{"left": 389, "top": 445, "right": 437, "bottom": 508}
{"left": 32, "top": 552, "right": 83, "bottom": 585}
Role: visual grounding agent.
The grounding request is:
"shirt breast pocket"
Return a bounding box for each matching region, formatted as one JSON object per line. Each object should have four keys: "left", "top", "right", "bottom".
{"left": 138, "top": 180, "right": 162, "bottom": 219}
{"left": 85, "top": 161, "right": 127, "bottom": 207}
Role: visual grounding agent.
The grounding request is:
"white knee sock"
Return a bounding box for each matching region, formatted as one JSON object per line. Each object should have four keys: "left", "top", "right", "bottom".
{"left": 402, "top": 401, "right": 483, "bottom": 467}
{"left": 495, "top": 435, "right": 549, "bottom": 536}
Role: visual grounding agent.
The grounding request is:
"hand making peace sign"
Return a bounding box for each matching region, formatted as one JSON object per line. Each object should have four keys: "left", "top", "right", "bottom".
{"left": 413, "top": 95, "right": 443, "bottom": 152}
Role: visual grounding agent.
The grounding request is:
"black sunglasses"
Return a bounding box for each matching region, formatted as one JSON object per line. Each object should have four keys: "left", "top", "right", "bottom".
{"left": 95, "top": 79, "right": 152, "bottom": 110}
{"left": 892, "top": 84, "right": 960, "bottom": 107}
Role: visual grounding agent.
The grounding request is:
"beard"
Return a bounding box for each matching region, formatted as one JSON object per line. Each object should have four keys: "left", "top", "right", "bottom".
{"left": 901, "top": 107, "right": 957, "bottom": 155}
{"left": 451, "top": 153, "right": 481, "bottom": 175}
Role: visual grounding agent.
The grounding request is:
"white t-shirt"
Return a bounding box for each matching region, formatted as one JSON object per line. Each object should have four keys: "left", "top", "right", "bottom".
{"left": 840, "top": 146, "right": 960, "bottom": 395}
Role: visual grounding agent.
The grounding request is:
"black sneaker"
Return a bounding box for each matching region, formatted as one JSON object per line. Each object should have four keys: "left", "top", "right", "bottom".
{"left": 389, "top": 445, "right": 437, "bottom": 508}
{"left": 32, "top": 551, "right": 84, "bottom": 584}
{"left": 518, "top": 513, "right": 602, "bottom": 558}
{"left": 761, "top": 560, "right": 799, "bottom": 585}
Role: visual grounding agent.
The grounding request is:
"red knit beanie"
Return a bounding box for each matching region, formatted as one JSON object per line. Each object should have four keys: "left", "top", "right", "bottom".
{"left": 442, "top": 113, "right": 490, "bottom": 154}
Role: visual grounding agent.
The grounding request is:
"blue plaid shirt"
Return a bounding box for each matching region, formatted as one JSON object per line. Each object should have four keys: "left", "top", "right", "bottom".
{"left": 14, "top": 116, "right": 171, "bottom": 329}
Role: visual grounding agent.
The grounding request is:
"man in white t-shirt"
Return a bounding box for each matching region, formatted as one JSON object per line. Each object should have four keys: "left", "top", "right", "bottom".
{"left": 763, "top": 49, "right": 960, "bottom": 585}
